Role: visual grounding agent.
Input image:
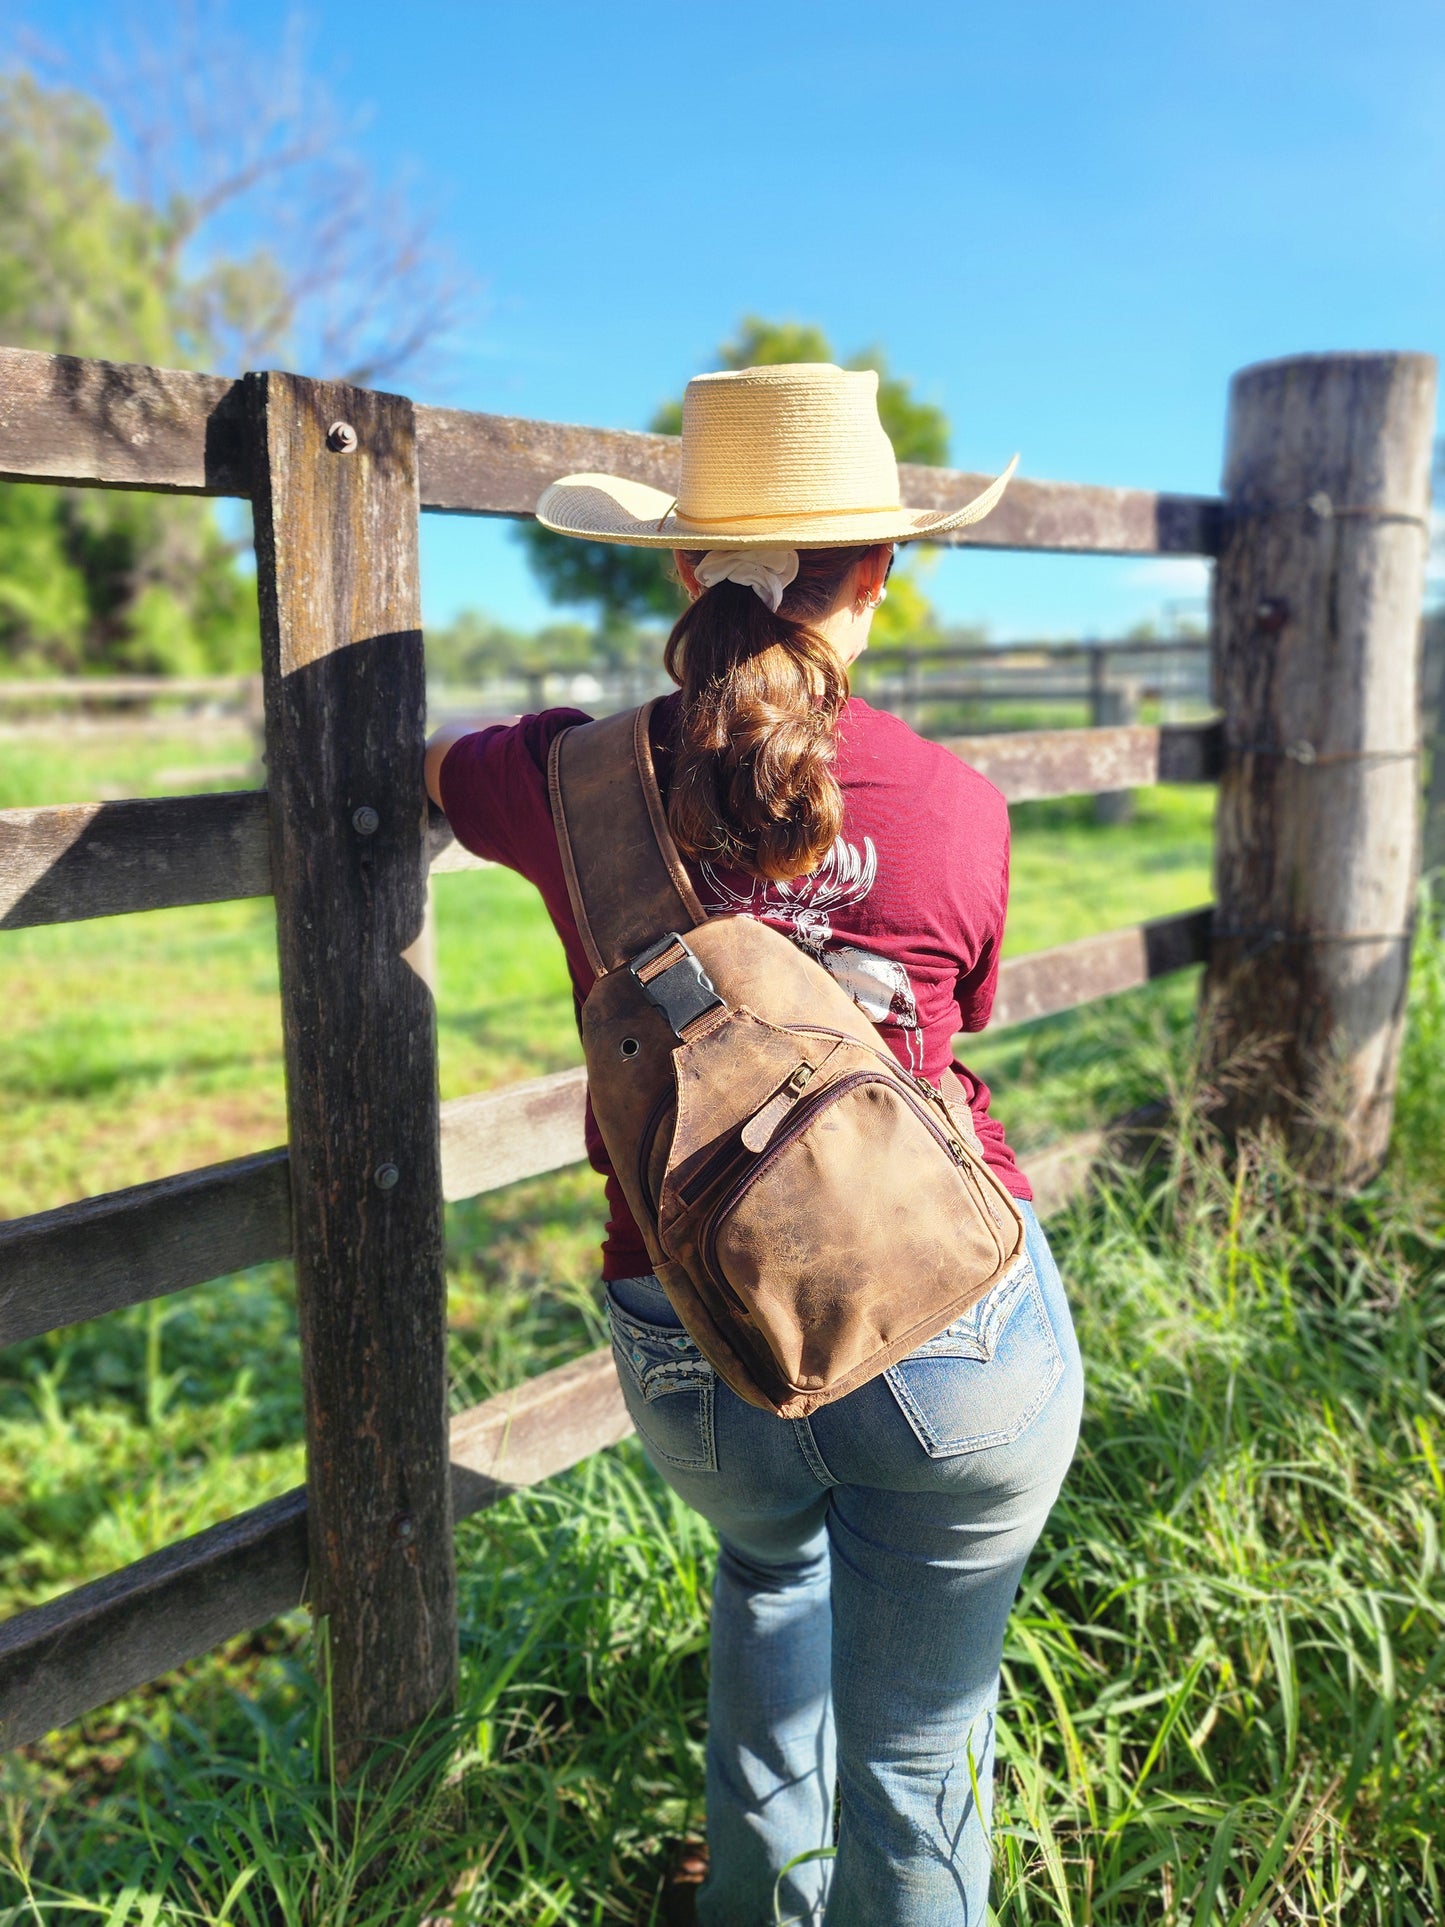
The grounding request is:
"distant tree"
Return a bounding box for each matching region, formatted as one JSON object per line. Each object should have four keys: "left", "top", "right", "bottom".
{"left": 0, "top": 77, "right": 253, "bottom": 674}
{"left": 518, "top": 315, "right": 951, "bottom": 639}
{"left": 0, "top": 32, "right": 464, "bottom": 678}
{"left": 425, "top": 612, "right": 598, "bottom": 684}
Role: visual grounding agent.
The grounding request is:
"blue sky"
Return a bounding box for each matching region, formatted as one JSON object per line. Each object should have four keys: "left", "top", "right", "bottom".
{"left": 10, "top": 0, "right": 1444, "bottom": 636}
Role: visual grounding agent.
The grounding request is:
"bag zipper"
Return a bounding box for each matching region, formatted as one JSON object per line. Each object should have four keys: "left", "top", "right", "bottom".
{"left": 661, "top": 1062, "right": 817, "bottom": 1216}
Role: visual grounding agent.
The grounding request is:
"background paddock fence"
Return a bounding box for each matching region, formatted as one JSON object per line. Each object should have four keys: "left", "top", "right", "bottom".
{"left": 0, "top": 343, "right": 1433, "bottom": 1763}
{"left": 422, "top": 637, "right": 1213, "bottom": 735}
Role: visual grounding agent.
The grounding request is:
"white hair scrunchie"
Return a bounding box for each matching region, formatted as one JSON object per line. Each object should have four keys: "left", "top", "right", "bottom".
{"left": 694, "top": 547, "right": 800, "bottom": 613}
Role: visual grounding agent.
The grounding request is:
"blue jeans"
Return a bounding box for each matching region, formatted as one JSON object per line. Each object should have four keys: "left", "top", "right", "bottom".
{"left": 605, "top": 1202, "right": 1082, "bottom": 1927}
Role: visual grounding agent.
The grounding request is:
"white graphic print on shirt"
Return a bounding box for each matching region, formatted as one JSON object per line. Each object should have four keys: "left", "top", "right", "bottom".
{"left": 698, "top": 837, "right": 923, "bottom": 1070}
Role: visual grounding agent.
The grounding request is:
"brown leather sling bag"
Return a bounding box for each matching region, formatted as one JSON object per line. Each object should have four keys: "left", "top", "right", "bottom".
{"left": 549, "top": 699, "right": 1027, "bottom": 1420}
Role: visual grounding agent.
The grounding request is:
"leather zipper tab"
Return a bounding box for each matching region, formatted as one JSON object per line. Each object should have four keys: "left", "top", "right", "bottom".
{"left": 740, "top": 1063, "right": 816, "bottom": 1154}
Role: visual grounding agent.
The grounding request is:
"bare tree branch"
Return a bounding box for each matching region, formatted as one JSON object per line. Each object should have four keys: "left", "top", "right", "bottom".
{"left": 19, "top": 0, "right": 475, "bottom": 389}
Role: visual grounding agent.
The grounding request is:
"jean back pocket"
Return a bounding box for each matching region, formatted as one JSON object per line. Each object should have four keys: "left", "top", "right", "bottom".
{"left": 606, "top": 1288, "right": 717, "bottom": 1472}
{"left": 884, "top": 1254, "right": 1063, "bottom": 1457}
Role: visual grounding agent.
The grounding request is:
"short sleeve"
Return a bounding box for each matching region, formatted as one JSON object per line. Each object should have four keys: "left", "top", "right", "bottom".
{"left": 437, "top": 708, "right": 590, "bottom": 882}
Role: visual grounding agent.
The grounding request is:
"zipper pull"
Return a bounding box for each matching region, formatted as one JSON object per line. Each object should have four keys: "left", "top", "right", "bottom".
{"left": 741, "top": 1063, "right": 815, "bottom": 1154}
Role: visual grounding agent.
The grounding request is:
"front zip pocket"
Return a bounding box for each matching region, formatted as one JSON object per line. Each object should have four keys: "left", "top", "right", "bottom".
{"left": 700, "top": 1069, "right": 968, "bottom": 1278}
{"left": 691, "top": 1068, "right": 1015, "bottom": 1393}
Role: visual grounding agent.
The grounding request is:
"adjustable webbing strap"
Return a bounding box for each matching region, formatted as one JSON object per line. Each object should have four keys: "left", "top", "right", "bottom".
{"left": 547, "top": 700, "right": 710, "bottom": 977}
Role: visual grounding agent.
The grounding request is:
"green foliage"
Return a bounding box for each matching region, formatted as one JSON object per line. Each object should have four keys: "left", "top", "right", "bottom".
{"left": 511, "top": 518, "right": 685, "bottom": 643}
{"left": 0, "top": 478, "right": 258, "bottom": 676}
{"left": 424, "top": 611, "right": 598, "bottom": 683}
{"left": 0, "top": 76, "right": 184, "bottom": 368}
{"left": 0, "top": 73, "right": 266, "bottom": 676}
{"left": 519, "top": 314, "right": 951, "bottom": 636}
{"left": 1392, "top": 878, "right": 1445, "bottom": 1203}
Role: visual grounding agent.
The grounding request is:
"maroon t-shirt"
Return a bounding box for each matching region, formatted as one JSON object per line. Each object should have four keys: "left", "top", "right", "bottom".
{"left": 440, "top": 694, "right": 1032, "bottom": 1280}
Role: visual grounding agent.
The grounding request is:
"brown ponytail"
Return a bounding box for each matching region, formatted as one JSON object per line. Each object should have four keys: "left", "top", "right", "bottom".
{"left": 663, "top": 545, "right": 885, "bottom": 882}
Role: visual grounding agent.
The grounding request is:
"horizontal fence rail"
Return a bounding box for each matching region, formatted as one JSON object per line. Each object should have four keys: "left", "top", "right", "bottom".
{"left": 990, "top": 907, "right": 1212, "bottom": 1029}
{"left": 0, "top": 797, "right": 473, "bottom": 929}
{"left": 1, "top": 721, "right": 1222, "bottom": 930}
{"left": 0, "top": 792, "right": 272, "bottom": 929}
{"left": 940, "top": 720, "right": 1221, "bottom": 803}
{"left": 0, "top": 1348, "right": 633, "bottom": 1750}
{"left": 0, "top": 674, "right": 259, "bottom": 707}
{"left": 0, "top": 347, "right": 1222, "bottom": 556}
{"left": 0, "top": 1071, "right": 589, "bottom": 1350}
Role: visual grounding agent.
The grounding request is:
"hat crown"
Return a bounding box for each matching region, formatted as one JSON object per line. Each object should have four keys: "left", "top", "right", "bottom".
{"left": 677, "top": 364, "right": 901, "bottom": 527}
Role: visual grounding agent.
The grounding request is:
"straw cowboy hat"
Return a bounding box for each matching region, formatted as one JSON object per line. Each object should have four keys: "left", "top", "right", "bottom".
{"left": 535, "top": 362, "right": 1018, "bottom": 550}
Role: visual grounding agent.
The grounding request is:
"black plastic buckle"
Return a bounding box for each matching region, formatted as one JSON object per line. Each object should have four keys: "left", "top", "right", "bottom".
{"left": 630, "top": 933, "right": 726, "bottom": 1037}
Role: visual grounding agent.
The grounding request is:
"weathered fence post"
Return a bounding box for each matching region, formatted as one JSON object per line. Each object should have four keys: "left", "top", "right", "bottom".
{"left": 1204, "top": 351, "right": 1437, "bottom": 1182}
{"left": 248, "top": 372, "right": 457, "bottom": 1772}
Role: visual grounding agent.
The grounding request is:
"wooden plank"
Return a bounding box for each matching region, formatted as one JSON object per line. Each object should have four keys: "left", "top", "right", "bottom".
{"left": 0, "top": 347, "right": 244, "bottom": 495}
{"left": 449, "top": 1346, "right": 631, "bottom": 1514}
{"left": 898, "top": 466, "right": 1220, "bottom": 556}
{"left": 0, "top": 1070, "right": 591, "bottom": 1350}
{"left": 0, "top": 1348, "right": 629, "bottom": 1752}
{"left": 1025, "top": 1131, "right": 1106, "bottom": 1219}
{"left": 0, "top": 1486, "right": 309, "bottom": 1755}
{"left": 0, "top": 347, "right": 1219, "bottom": 557}
{"left": 440, "top": 1067, "right": 589, "bottom": 1201}
{"left": 0, "top": 792, "right": 271, "bottom": 929}
{"left": 0, "top": 795, "right": 490, "bottom": 929}
{"left": 249, "top": 369, "right": 455, "bottom": 1767}
{"left": 0, "top": 898, "right": 1216, "bottom": 1356}
{"left": 0, "top": 728, "right": 1218, "bottom": 931}
{"left": 0, "top": 1149, "right": 290, "bottom": 1350}
{"left": 416, "top": 404, "right": 681, "bottom": 520}
{"left": 415, "top": 404, "right": 1221, "bottom": 556}
{"left": 941, "top": 720, "right": 1222, "bottom": 803}
{"left": 992, "top": 906, "right": 1213, "bottom": 1030}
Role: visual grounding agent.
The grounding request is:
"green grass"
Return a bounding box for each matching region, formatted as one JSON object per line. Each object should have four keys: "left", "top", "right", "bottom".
{"left": 6, "top": 726, "right": 1444, "bottom": 1922}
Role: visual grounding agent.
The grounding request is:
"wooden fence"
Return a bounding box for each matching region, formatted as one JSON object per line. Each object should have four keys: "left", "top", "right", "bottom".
{"left": 0, "top": 344, "right": 1434, "bottom": 1768}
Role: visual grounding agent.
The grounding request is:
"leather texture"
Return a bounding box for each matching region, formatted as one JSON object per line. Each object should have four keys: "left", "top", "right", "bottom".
{"left": 549, "top": 701, "right": 1027, "bottom": 1419}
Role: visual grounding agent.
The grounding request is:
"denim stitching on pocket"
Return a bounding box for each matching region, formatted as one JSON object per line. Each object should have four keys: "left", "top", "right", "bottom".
{"left": 908, "top": 1251, "right": 1037, "bottom": 1362}
{"left": 884, "top": 1259, "right": 1064, "bottom": 1457}
{"left": 606, "top": 1298, "right": 717, "bottom": 1471}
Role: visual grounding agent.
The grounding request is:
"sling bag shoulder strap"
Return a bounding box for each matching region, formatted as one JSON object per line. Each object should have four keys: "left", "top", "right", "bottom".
{"left": 547, "top": 700, "right": 708, "bottom": 976}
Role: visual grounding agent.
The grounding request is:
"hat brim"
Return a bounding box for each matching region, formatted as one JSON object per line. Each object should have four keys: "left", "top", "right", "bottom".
{"left": 534, "top": 456, "right": 1019, "bottom": 550}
